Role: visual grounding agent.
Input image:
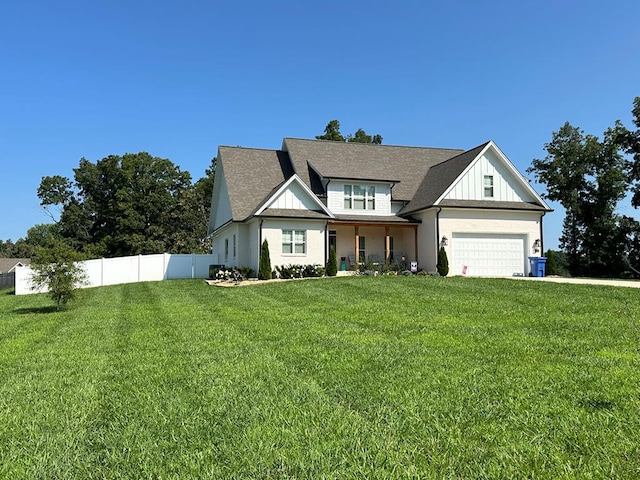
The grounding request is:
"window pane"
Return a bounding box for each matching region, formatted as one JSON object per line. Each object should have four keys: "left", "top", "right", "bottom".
{"left": 484, "top": 175, "right": 494, "bottom": 197}
{"left": 353, "top": 185, "right": 365, "bottom": 197}
{"left": 353, "top": 198, "right": 365, "bottom": 209}
{"left": 343, "top": 185, "right": 352, "bottom": 209}
{"left": 367, "top": 186, "right": 375, "bottom": 197}
{"left": 294, "top": 243, "right": 305, "bottom": 254}
{"left": 282, "top": 230, "right": 292, "bottom": 254}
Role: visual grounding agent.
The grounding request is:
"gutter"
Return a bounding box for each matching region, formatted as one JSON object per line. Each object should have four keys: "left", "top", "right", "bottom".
{"left": 540, "top": 211, "right": 546, "bottom": 254}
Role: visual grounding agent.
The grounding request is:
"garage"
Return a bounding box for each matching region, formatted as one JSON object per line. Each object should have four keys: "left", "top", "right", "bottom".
{"left": 451, "top": 234, "right": 526, "bottom": 277}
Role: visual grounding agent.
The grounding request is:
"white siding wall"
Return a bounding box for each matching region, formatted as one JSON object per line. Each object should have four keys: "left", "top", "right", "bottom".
{"left": 264, "top": 182, "right": 321, "bottom": 210}
{"left": 326, "top": 181, "right": 391, "bottom": 216}
{"left": 445, "top": 149, "right": 534, "bottom": 202}
{"left": 211, "top": 223, "right": 240, "bottom": 267}
{"left": 261, "top": 219, "right": 326, "bottom": 268}
{"left": 415, "top": 209, "right": 438, "bottom": 272}
{"left": 209, "top": 163, "right": 233, "bottom": 231}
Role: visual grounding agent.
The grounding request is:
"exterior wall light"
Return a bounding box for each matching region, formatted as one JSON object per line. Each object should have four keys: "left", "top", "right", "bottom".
{"left": 532, "top": 239, "right": 541, "bottom": 253}
{"left": 441, "top": 236, "right": 448, "bottom": 247}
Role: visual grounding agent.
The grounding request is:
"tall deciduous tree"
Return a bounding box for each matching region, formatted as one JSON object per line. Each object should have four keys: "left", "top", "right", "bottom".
{"left": 38, "top": 152, "right": 212, "bottom": 258}
{"left": 528, "top": 119, "right": 632, "bottom": 277}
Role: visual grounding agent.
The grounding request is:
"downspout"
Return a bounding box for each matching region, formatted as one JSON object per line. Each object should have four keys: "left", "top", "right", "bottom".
{"left": 435, "top": 207, "right": 442, "bottom": 266}
{"left": 539, "top": 211, "right": 546, "bottom": 254}
{"left": 325, "top": 179, "right": 331, "bottom": 266}
{"left": 259, "top": 218, "right": 264, "bottom": 271}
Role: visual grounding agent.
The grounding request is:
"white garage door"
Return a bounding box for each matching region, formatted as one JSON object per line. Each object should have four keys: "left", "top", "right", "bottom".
{"left": 451, "top": 234, "right": 526, "bottom": 277}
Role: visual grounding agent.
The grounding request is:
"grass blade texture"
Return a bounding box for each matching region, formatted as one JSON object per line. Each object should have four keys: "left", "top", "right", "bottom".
{"left": 0, "top": 276, "right": 638, "bottom": 479}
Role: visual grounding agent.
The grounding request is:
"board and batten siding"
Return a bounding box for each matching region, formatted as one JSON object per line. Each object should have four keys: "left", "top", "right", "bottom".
{"left": 263, "top": 181, "right": 322, "bottom": 211}
{"left": 444, "top": 149, "right": 534, "bottom": 202}
{"left": 326, "top": 181, "right": 392, "bottom": 216}
{"left": 209, "top": 163, "right": 233, "bottom": 231}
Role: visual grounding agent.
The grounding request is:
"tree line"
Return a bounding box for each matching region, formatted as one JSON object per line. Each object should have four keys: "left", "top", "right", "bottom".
{"left": 529, "top": 96, "right": 640, "bottom": 278}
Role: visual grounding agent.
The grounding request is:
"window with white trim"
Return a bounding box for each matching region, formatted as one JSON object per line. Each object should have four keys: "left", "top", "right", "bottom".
{"left": 344, "top": 184, "right": 375, "bottom": 210}
{"left": 282, "top": 229, "right": 306, "bottom": 254}
{"left": 483, "top": 175, "right": 494, "bottom": 198}
{"left": 233, "top": 234, "right": 236, "bottom": 258}
{"left": 224, "top": 238, "right": 229, "bottom": 261}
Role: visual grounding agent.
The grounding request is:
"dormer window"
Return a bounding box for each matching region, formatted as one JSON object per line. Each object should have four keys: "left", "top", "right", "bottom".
{"left": 484, "top": 175, "right": 494, "bottom": 198}
{"left": 344, "top": 184, "right": 375, "bottom": 210}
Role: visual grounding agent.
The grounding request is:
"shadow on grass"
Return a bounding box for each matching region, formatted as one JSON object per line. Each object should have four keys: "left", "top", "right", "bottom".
{"left": 13, "top": 305, "right": 61, "bottom": 314}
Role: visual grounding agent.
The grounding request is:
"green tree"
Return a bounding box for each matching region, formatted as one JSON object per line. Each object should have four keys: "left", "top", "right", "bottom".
{"left": 38, "top": 152, "right": 209, "bottom": 257}
{"left": 437, "top": 246, "right": 449, "bottom": 276}
{"left": 326, "top": 245, "right": 338, "bottom": 276}
{"left": 623, "top": 97, "right": 640, "bottom": 205}
{"left": 316, "top": 120, "right": 345, "bottom": 142}
{"left": 316, "top": 120, "right": 383, "bottom": 144}
{"left": 30, "top": 240, "right": 88, "bottom": 311}
{"left": 528, "top": 122, "right": 628, "bottom": 277}
{"left": 258, "top": 239, "right": 272, "bottom": 280}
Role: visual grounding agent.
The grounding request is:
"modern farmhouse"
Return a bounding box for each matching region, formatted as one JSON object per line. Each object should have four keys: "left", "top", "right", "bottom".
{"left": 207, "top": 138, "right": 552, "bottom": 276}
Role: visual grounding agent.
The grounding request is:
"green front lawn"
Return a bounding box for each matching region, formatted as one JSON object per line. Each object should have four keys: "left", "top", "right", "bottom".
{"left": 0, "top": 277, "right": 638, "bottom": 479}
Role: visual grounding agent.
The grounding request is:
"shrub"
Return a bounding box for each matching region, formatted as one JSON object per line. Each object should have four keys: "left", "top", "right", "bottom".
{"left": 545, "top": 249, "right": 558, "bottom": 276}
{"left": 437, "top": 246, "right": 449, "bottom": 277}
{"left": 258, "top": 239, "right": 272, "bottom": 280}
{"left": 275, "top": 264, "right": 325, "bottom": 279}
{"left": 326, "top": 246, "right": 338, "bottom": 276}
{"left": 236, "top": 266, "right": 255, "bottom": 279}
{"left": 30, "top": 240, "right": 88, "bottom": 311}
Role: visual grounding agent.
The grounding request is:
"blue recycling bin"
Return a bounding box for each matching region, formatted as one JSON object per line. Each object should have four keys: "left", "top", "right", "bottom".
{"left": 528, "top": 256, "right": 547, "bottom": 277}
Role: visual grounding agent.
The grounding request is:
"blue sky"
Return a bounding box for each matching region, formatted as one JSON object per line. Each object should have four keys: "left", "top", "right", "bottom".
{"left": 1, "top": 0, "right": 639, "bottom": 250}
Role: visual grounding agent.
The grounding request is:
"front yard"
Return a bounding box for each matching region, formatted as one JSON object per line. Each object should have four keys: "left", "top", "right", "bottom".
{"left": 0, "top": 276, "right": 638, "bottom": 478}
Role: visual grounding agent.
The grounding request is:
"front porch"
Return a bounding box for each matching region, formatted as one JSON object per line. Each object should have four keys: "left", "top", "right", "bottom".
{"left": 329, "top": 221, "right": 419, "bottom": 272}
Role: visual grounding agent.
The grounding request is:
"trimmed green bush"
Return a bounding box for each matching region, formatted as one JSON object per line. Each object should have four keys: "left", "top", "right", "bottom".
{"left": 545, "top": 249, "right": 558, "bottom": 276}
{"left": 437, "top": 246, "right": 449, "bottom": 277}
{"left": 326, "top": 246, "right": 338, "bottom": 276}
{"left": 258, "top": 239, "right": 272, "bottom": 280}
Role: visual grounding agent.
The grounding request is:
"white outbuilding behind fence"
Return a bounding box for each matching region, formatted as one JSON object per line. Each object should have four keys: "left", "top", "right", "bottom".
{"left": 15, "top": 253, "right": 218, "bottom": 295}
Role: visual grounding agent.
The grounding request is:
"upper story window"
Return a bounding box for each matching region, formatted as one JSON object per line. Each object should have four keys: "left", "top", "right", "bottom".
{"left": 282, "top": 229, "right": 306, "bottom": 254}
{"left": 483, "top": 175, "right": 494, "bottom": 198}
{"left": 344, "top": 184, "right": 375, "bottom": 210}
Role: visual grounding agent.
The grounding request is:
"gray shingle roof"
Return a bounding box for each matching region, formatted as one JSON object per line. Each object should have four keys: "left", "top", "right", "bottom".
{"left": 399, "top": 143, "right": 489, "bottom": 215}
{"left": 0, "top": 258, "right": 30, "bottom": 273}
{"left": 437, "top": 199, "right": 548, "bottom": 211}
{"left": 283, "top": 138, "right": 464, "bottom": 201}
{"left": 218, "top": 146, "right": 292, "bottom": 221}
{"left": 332, "top": 214, "right": 420, "bottom": 224}
{"left": 213, "top": 138, "right": 548, "bottom": 233}
{"left": 258, "top": 209, "right": 330, "bottom": 219}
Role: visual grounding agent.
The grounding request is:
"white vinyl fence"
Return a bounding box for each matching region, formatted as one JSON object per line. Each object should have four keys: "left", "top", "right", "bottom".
{"left": 15, "top": 253, "right": 218, "bottom": 295}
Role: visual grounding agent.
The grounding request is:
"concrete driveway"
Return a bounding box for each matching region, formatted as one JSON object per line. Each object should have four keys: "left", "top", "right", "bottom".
{"left": 515, "top": 276, "right": 640, "bottom": 289}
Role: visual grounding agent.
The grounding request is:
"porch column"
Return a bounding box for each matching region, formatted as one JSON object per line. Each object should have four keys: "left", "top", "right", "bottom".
{"left": 385, "top": 227, "right": 390, "bottom": 264}
{"left": 354, "top": 226, "right": 360, "bottom": 267}
{"left": 413, "top": 225, "right": 419, "bottom": 263}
